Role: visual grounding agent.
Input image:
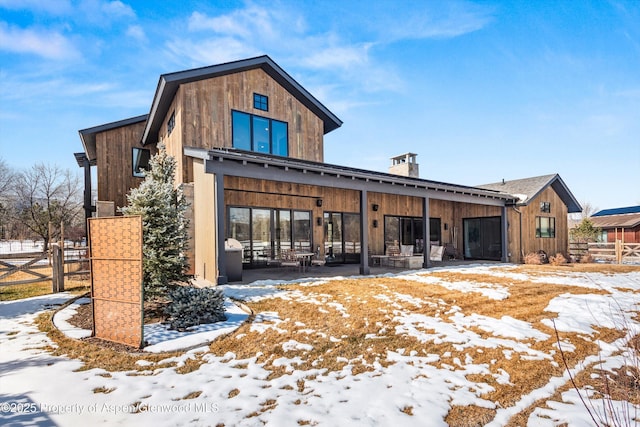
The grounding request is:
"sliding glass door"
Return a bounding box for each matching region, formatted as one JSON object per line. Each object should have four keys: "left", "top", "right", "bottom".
{"left": 228, "top": 207, "right": 312, "bottom": 266}
{"left": 463, "top": 217, "right": 502, "bottom": 260}
{"left": 324, "top": 212, "right": 361, "bottom": 264}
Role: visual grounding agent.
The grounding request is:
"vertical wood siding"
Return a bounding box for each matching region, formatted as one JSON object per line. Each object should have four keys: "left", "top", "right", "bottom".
{"left": 95, "top": 121, "right": 149, "bottom": 212}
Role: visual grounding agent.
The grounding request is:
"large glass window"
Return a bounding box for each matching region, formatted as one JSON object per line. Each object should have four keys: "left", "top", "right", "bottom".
{"left": 536, "top": 217, "right": 556, "bottom": 238}
{"left": 232, "top": 110, "right": 288, "bottom": 156}
{"left": 384, "top": 216, "right": 434, "bottom": 254}
{"left": 227, "top": 207, "right": 311, "bottom": 266}
{"left": 232, "top": 111, "right": 251, "bottom": 151}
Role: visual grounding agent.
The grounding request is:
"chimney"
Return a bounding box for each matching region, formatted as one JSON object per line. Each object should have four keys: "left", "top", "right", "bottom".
{"left": 389, "top": 153, "right": 419, "bottom": 178}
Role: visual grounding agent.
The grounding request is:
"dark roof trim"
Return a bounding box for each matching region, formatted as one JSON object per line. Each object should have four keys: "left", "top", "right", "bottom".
{"left": 547, "top": 175, "right": 582, "bottom": 214}
{"left": 184, "top": 147, "right": 515, "bottom": 205}
{"left": 78, "top": 114, "right": 148, "bottom": 162}
{"left": 142, "top": 55, "right": 343, "bottom": 145}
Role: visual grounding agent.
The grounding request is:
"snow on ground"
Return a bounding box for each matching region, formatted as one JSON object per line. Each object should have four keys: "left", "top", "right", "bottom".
{"left": 1, "top": 265, "right": 639, "bottom": 426}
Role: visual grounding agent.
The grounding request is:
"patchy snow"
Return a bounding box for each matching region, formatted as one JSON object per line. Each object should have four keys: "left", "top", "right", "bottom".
{"left": 1, "top": 264, "right": 639, "bottom": 426}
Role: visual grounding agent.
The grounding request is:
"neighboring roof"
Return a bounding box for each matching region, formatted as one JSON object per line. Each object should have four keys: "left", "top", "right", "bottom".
{"left": 78, "top": 115, "right": 148, "bottom": 162}
{"left": 477, "top": 174, "right": 582, "bottom": 213}
{"left": 593, "top": 206, "right": 640, "bottom": 217}
{"left": 142, "top": 55, "right": 343, "bottom": 145}
{"left": 590, "top": 213, "right": 640, "bottom": 229}
{"left": 185, "top": 147, "right": 516, "bottom": 205}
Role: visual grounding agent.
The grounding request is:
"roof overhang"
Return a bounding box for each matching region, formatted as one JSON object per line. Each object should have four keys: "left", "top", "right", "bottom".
{"left": 142, "top": 55, "right": 343, "bottom": 146}
{"left": 78, "top": 114, "right": 148, "bottom": 162}
{"left": 185, "top": 147, "right": 515, "bottom": 206}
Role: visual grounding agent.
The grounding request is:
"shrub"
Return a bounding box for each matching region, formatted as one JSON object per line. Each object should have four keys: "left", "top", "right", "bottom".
{"left": 524, "top": 252, "right": 542, "bottom": 265}
{"left": 549, "top": 253, "right": 568, "bottom": 266}
{"left": 580, "top": 253, "right": 594, "bottom": 263}
{"left": 165, "top": 286, "right": 226, "bottom": 331}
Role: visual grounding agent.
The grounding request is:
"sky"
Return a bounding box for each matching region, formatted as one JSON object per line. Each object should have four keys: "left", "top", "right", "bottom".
{"left": 0, "top": 0, "right": 639, "bottom": 212}
{"left": 2, "top": 265, "right": 640, "bottom": 425}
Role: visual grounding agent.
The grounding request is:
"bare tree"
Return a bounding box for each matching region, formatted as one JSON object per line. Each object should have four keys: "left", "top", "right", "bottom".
{"left": 0, "top": 158, "right": 14, "bottom": 239}
{"left": 0, "top": 158, "right": 13, "bottom": 197}
{"left": 11, "top": 163, "right": 83, "bottom": 250}
{"left": 580, "top": 201, "right": 598, "bottom": 219}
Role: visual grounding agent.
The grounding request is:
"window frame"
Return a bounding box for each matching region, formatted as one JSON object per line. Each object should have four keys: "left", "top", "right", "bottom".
{"left": 535, "top": 216, "right": 556, "bottom": 238}
{"left": 132, "top": 147, "right": 151, "bottom": 178}
{"left": 253, "top": 93, "right": 268, "bottom": 111}
{"left": 540, "top": 202, "right": 551, "bottom": 213}
{"left": 231, "top": 110, "right": 288, "bottom": 156}
{"left": 167, "top": 111, "right": 175, "bottom": 136}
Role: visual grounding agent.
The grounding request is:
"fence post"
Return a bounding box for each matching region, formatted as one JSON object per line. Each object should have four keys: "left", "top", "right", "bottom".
{"left": 615, "top": 239, "right": 622, "bottom": 264}
{"left": 51, "top": 244, "right": 64, "bottom": 293}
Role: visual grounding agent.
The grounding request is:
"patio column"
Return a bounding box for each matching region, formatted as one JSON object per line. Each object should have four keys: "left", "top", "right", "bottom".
{"left": 215, "top": 172, "right": 227, "bottom": 284}
{"left": 501, "top": 206, "right": 508, "bottom": 263}
{"left": 360, "top": 190, "right": 370, "bottom": 275}
{"left": 423, "top": 196, "right": 431, "bottom": 268}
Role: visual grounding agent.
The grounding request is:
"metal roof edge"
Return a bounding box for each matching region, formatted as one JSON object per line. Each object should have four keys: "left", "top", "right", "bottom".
{"left": 142, "top": 55, "right": 342, "bottom": 145}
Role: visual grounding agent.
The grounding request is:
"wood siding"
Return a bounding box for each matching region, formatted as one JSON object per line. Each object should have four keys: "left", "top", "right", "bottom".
{"left": 603, "top": 226, "right": 640, "bottom": 244}
{"left": 95, "top": 121, "right": 150, "bottom": 212}
{"left": 161, "top": 68, "right": 325, "bottom": 185}
{"left": 508, "top": 186, "right": 570, "bottom": 262}
{"left": 224, "top": 178, "right": 503, "bottom": 258}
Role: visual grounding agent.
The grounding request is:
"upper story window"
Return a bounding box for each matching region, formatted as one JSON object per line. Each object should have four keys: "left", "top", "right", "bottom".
{"left": 540, "top": 202, "right": 551, "bottom": 213}
{"left": 167, "top": 111, "right": 175, "bottom": 135}
{"left": 132, "top": 147, "right": 151, "bottom": 178}
{"left": 536, "top": 216, "right": 556, "bottom": 238}
{"left": 232, "top": 110, "right": 288, "bottom": 156}
{"left": 253, "top": 93, "right": 268, "bottom": 111}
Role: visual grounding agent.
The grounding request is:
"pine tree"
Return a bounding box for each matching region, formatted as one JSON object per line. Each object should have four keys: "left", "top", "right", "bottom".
{"left": 570, "top": 217, "right": 601, "bottom": 243}
{"left": 120, "top": 143, "right": 189, "bottom": 300}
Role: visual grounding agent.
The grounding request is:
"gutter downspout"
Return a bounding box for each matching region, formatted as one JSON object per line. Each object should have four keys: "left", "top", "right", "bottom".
{"left": 512, "top": 205, "right": 523, "bottom": 262}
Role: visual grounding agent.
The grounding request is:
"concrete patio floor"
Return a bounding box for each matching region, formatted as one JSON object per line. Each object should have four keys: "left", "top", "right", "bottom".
{"left": 229, "top": 259, "right": 499, "bottom": 285}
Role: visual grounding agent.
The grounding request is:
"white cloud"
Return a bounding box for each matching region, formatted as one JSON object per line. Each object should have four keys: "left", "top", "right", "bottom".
{"left": 126, "top": 24, "right": 146, "bottom": 42}
{"left": 78, "top": 0, "right": 136, "bottom": 25}
{"left": 0, "top": 0, "right": 73, "bottom": 15}
{"left": 0, "top": 22, "right": 79, "bottom": 60}
{"left": 166, "top": 37, "right": 261, "bottom": 66}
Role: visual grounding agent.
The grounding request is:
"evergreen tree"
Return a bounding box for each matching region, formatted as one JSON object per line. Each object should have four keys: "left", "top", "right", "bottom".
{"left": 570, "top": 217, "right": 601, "bottom": 243}
{"left": 120, "top": 144, "right": 189, "bottom": 300}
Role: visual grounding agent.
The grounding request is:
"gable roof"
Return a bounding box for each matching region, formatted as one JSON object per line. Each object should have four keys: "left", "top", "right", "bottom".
{"left": 78, "top": 114, "right": 148, "bottom": 162}
{"left": 590, "top": 212, "right": 640, "bottom": 229}
{"left": 477, "top": 174, "right": 582, "bottom": 213}
{"left": 141, "top": 55, "right": 342, "bottom": 145}
{"left": 593, "top": 205, "right": 640, "bottom": 217}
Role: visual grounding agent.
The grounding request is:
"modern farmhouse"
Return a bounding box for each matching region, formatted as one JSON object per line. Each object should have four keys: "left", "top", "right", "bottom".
{"left": 77, "top": 55, "right": 581, "bottom": 284}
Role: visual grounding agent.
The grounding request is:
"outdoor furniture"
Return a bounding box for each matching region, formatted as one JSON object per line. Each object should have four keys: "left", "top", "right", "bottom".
{"left": 279, "top": 249, "right": 300, "bottom": 271}
{"left": 295, "top": 251, "right": 315, "bottom": 272}
{"left": 370, "top": 254, "right": 389, "bottom": 266}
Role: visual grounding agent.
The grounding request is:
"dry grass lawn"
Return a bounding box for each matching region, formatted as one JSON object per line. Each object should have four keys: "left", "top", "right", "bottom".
{"left": 33, "top": 263, "right": 640, "bottom": 425}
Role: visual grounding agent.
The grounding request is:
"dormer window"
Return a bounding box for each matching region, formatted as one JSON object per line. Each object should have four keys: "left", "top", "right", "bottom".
{"left": 253, "top": 93, "right": 268, "bottom": 111}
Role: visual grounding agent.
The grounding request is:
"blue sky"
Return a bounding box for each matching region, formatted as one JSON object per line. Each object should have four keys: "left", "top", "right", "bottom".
{"left": 1, "top": 0, "right": 639, "bottom": 212}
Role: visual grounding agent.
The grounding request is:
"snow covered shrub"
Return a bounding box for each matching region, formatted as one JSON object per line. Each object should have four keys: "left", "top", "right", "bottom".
{"left": 165, "top": 286, "right": 226, "bottom": 331}
{"left": 549, "top": 253, "right": 568, "bottom": 266}
{"left": 524, "top": 252, "right": 542, "bottom": 265}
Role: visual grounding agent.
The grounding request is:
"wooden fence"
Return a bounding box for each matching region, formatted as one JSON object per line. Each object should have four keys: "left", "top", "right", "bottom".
{"left": 570, "top": 241, "right": 640, "bottom": 264}
{"left": 0, "top": 246, "right": 89, "bottom": 291}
